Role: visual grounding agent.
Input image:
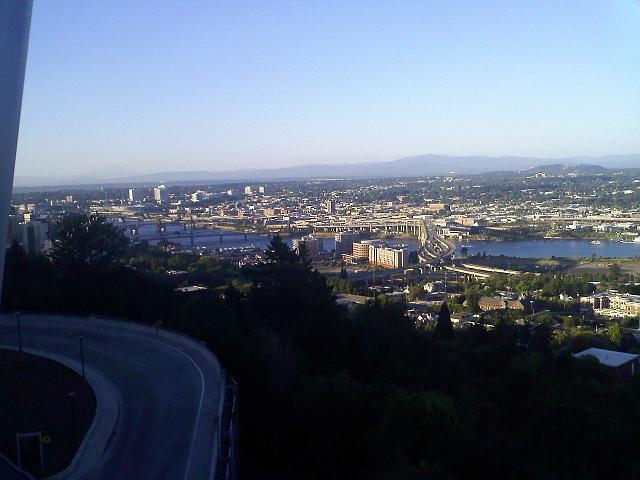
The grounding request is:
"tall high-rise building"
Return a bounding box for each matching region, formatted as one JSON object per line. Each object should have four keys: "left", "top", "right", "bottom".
{"left": 325, "top": 200, "right": 336, "bottom": 214}
{"left": 154, "top": 185, "right": 169, "bottom": 203}
{"left": 258, "top": 186, "right": 265, "bottom": 194}
{"left": 244, "top": 186, "right": 253, "bottom": 195}
{"left": 128, "top": 188, "right": 143, "bottom": 202}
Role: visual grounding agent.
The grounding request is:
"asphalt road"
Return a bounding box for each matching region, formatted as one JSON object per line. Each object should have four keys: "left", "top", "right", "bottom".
{"left": 0, "top": 314, "right": 223, "bottom": 480}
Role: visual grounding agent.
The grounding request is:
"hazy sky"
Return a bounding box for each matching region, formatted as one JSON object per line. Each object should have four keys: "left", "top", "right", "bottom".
{"left": 15, "top": 0, "right": 640, "bottom": 177}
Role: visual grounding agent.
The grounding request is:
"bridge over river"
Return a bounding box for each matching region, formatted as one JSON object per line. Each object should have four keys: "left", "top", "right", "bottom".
{"left": 118, "top": 221, "right": 276, "bottom": 246}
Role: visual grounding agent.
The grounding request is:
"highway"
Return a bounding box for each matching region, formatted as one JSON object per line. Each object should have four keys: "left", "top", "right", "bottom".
{"left": 0, "top": 314, "right": 224, "bottom": 480}
{"left": 418, "top": 221, "right": 456, "bottom": 263}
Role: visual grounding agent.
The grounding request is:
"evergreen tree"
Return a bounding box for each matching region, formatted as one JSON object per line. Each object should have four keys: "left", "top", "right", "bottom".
{"left": 435, "top": 302, "right": 453, "bottom": 339}
{"left": 264, "top": 234, "right": 298, "bottom": 265}
{"left": 50, "top": 214, "right": 128, "bottom": 270}
{"left": 339, "top": 262, "right": 348, "bottom": 280}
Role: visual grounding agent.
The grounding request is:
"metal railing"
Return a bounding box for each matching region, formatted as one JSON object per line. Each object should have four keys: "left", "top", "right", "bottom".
{"left": 216, "top": 370, "right": 239, "bottom": 480}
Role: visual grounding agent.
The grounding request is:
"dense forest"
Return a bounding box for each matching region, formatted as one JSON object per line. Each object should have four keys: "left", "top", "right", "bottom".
{"left": 4, "top": 215, "right": 640, "bottom": 479}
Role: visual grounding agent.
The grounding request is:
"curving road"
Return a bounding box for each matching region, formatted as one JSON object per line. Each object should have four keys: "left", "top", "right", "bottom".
{"left": 418, "top": 221, "right": 456, "bottom": 263}
{"left": 0, "top": 314, "right": 223, "bottom": 480}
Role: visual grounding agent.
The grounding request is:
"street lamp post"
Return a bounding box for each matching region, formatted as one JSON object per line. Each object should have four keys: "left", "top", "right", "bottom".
{"left": 16, "top": 311, "right": 22, "bottom": 353}
{"left": 78, "top": 334, "right": 85, "bottom": 380}
{"left": 67, "top": 392, "right": 77, "bottom": 446}
{"left": 530, "top": 300, "right": 535, "bottom": 316}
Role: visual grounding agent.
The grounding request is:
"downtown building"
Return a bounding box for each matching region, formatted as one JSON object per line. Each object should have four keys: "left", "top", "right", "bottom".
{"left": 351, "top": 240, "right": 383, "bottom": 260}
{"left": 368, "top": 244, "right": 408, "bottom": 269}
{"left": 325, "top": 199, "right": 336, "bottom": 214}
{"left": 128, "top": 188, "right": 144, "bottom": 202}
{"left": 153, "top": 185, "right": 169, "bottom": 203}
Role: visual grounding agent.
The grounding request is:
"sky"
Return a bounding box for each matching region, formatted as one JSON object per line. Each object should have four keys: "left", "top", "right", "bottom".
{"left": 15, "top": 0, "right": 640, "bottom": 177}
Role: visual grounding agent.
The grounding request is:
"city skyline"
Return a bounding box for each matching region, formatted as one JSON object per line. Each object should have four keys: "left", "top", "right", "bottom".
{"left": 15, "top": 0, "right": 640, "bottom": 177}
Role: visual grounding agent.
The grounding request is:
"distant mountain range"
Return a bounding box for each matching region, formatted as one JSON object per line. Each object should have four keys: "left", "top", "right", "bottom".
{"left": 13, "top": 154, "right": 640, "bottom": 189}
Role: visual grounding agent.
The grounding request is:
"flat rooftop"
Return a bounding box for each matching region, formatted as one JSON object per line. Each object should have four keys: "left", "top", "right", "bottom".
{"left": 574, "top": 348, "right": 639, "bottom": 368}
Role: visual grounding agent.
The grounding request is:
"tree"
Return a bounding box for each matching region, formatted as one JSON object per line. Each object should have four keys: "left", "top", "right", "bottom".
{"left": 50, "top": 214, "right": 128, "bottom": 269}
{"left": 5, "top": 241, "right": 27, "bottom": 269}
{"left": 407, "top": 283, "right": 423, "bottom": 301}
{"left": 463, "top": 287, "right": 481, "bottom": 314}
{"left": 608, "top": 322, "right": 623, "bottom": 347}
{"left": 608, "top": 263, "right": 622, "bottom": 282}
{"left": 264, "top": 235, "right": 299, "bottom": 265}
{"left": 339, "top": 262, "right": 348, "bottom": 280}
{"left": 434, "top": 302, "right": 453, "bottom": 339}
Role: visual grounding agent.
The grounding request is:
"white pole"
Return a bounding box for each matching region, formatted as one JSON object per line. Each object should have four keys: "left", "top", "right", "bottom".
{"left": 0, "top": 0, "right": 32, "bottom": 299}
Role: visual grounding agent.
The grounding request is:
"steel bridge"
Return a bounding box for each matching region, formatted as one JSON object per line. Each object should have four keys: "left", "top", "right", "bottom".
{"left": 122, "top": 222, "right": 272, "bottom": 245}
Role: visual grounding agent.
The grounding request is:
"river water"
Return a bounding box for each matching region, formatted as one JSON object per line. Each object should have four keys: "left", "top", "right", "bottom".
{"left": 456, "top": 239, "right": 640, "bottom": 259}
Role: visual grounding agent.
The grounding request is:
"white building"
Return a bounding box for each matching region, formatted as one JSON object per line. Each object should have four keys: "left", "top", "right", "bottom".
{"left": 153, "top": 185, "right": 169, "bottom": 203}
{"left": 369, "top": 244, "right": 408, "bottom": 269}
{"left": 191, "top": 190, "right": 208, "bottom": 202}
{"left": 582, "top": 291, "right": 640, "bottom": 317}
{"left": 128, "top": 188, "right": 143, "bottom": 202}
{"left": 325, "top": 200, "right": 336, "bottom": 214}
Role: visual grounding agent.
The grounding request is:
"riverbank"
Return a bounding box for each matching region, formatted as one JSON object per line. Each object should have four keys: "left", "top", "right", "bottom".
{"left": 458, "top": 253, "right": 640, "bottom": 277}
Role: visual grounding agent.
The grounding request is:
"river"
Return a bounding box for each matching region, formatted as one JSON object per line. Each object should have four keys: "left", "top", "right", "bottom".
{"left": 455, "top": 239, "right": 640, "bottom": 259}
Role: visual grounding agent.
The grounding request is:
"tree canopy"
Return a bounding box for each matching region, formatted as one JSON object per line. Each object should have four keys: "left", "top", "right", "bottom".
{"left": 50, "top": 214, "right": 128, "bottom": 270}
